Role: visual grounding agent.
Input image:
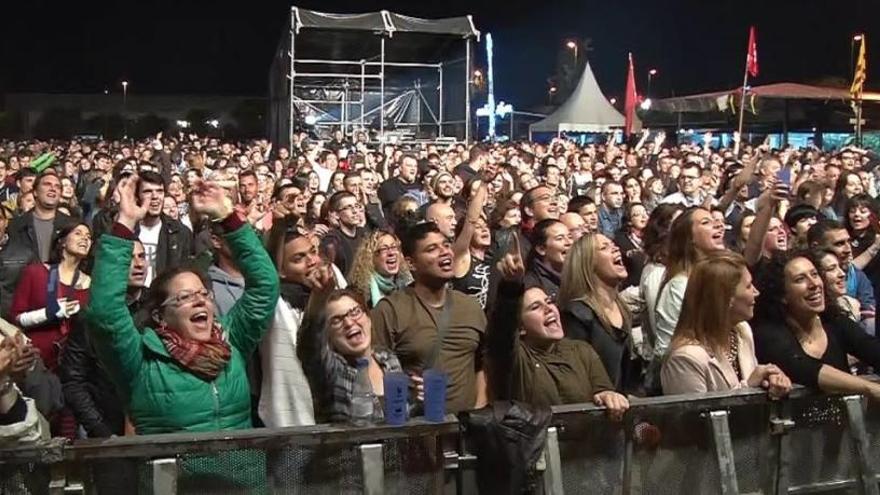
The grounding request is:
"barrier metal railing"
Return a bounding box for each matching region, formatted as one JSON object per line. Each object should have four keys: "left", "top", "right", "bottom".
{"left": 1, "top": 384, "right": 880, "bottom": 494}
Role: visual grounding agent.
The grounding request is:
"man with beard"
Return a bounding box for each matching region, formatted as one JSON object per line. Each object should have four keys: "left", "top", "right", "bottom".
{"left": 371, "top": 222, "right": 488, "bottom": 414}
{"left": 135, "top": 171, "right": 193, "bottom": 286}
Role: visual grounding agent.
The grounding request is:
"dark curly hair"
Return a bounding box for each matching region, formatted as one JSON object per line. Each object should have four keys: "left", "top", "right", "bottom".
{"left": 842, "top": 194, "right": 878, "bottom": 235}
{"left": 643, "top": 203, "right": 684, "bottom": 263}
{"left": 753, "top": 250, "right": 843, "bottom": 328}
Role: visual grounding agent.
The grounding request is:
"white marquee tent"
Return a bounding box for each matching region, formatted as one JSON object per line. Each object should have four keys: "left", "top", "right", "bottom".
{"left": 530, "top": 62, "right": 635, "bottom": 136}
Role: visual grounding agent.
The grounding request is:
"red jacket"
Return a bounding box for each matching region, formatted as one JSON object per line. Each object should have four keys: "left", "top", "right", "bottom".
{"left": 9, "top": 263, "right": 90, "bottom": 370}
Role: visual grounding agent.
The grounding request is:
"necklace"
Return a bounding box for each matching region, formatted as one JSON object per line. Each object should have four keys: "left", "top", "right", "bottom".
{"left": 727, "top": 330, "right": 742, "bottom": 381}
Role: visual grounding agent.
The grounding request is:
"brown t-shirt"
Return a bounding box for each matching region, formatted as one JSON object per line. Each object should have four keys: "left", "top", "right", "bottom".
{"left": 371, "top": 287, "right": 487, "bottom": 414}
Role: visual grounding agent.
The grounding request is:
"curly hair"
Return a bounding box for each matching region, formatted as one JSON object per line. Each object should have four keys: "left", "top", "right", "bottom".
{"left": 347, "top": 230, "right": 410, "bottom": 304}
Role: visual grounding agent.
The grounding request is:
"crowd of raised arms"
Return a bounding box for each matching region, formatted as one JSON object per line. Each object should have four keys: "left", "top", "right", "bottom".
{"left": 1, "top": 128, "right": 880, "bottom": 474}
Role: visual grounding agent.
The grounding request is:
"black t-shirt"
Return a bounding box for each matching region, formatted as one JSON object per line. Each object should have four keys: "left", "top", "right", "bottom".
{"left": 754, "top": 312, "right": 880, "bottom": 388}
{"left": 321, "top": 227, "right": 364, "bottom": 276}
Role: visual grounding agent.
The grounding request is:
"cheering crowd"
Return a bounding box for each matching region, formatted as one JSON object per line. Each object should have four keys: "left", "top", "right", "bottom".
{"left": 2, "top": 128, "right": 880, "bottom": 484}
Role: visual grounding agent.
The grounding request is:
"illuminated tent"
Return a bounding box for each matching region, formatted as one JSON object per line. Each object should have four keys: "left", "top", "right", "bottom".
{"left": 529, "top": 62, "right": 628, "bottom": 135}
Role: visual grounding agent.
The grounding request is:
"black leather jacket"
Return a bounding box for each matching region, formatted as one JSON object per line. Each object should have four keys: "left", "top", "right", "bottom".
{"left": 0, "top": 211, "right": 75, "bottom": 317}
{"left": 59, "top": 293, "right": 147, "bottom": 438}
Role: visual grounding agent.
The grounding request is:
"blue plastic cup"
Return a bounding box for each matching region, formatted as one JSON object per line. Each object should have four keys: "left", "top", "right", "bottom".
{"left": 383, "top": 372, "right": 409, "bottom": 426}
{"left": 422, "top": 368, "right": 448, "bottom": 422}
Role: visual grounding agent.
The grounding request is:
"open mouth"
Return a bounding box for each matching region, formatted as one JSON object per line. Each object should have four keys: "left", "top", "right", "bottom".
{"left": 189, "top": 311, "right": 210, "bottom": 328}
{"left": 438, "top": 255, "right": 453, "bottom": 271}
{"left": 612, "top": 254, "right": 625, "bottom": 268}
{"left": 344, "top": 327, "right": 367, "bottom": 346}
{"left": 805, "top": 289, "right": 824, "bottom": 306}
{"left": 543, "top": 314, "right": 561, "bottom": 332}
{"left": 386, "top": 254, "right": 398, "bottom": 270}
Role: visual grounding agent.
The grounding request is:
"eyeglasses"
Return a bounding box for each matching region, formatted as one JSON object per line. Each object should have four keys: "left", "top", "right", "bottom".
{"left": 161, "top": 288, "right": 211, "bottom": 307}
{"left": 328, "top": 305, "right": 364, "bottom": 329}
{"left": 338, "top": 204, "right": 365, "bottom": 214}
{"left": 374, "top": 243, "right": 400, "bottom": 256}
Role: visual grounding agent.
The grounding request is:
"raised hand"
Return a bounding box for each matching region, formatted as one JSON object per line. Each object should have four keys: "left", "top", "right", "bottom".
{"left": 191, "top": 180, "right": 234, "bottom": 221}
{"left": 116, "top": 176, "right": 147, "bottom": 230}
{"left": 0, "top": 337, "right": 20, "bottom": 379}
{"left": 496, "top": 233, "right": 526, "bottom": 282}
{"left": 305, "top": 263, "right": 335, "bottom": 293}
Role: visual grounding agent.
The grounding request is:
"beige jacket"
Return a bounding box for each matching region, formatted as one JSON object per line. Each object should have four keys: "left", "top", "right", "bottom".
{"left": 661, "top": 323, "right": 758, "bottom": 395}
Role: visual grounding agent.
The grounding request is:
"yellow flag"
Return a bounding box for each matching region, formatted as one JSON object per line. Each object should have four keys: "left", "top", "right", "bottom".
{"left": 851, "top": 35, "right": 867, "bottom": 98}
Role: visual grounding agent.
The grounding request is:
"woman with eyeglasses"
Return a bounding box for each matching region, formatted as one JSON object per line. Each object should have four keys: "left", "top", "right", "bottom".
{"left": 84, "top": 177, "right": 279, "bottom": 435}
{"left": 349, "top": 230, "right": 412, "bottom": 308}
{"left": 298, "top": 266, "right": 404, "bottom": 423}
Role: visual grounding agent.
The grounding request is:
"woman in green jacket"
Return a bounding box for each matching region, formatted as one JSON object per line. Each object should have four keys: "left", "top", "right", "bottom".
{"left": 84, "top": 177, "right": 279, "bottom": 489}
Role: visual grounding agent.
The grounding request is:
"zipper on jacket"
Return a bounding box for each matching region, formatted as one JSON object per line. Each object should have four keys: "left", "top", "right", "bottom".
{"left": 211, "top": 382, "right": 221, "bottom": 429}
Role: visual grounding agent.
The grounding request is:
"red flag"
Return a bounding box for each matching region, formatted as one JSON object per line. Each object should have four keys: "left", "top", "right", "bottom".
{"left": 746, "top": 26, "right": 759, "bottom": 78}
{"left": 624, "top": 53, "right": 638, "bottom": 137}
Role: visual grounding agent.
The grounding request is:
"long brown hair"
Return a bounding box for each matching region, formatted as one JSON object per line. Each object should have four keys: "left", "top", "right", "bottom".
{"left": 662, "top": 207, "right": 708, "bottom": 286}
{"left": 558, "top": 233, "right": 631, "bottom": 332}
{"left": 670, "top": 251, "right": 747, "bottom": 357}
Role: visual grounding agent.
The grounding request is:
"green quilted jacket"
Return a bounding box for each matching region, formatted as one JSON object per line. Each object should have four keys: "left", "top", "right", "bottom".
{"left": 84, "top": 222, "right": 279, "bottom": 435}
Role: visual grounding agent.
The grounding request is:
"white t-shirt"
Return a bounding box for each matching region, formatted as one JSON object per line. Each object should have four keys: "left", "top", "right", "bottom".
{"left": 313, "top": 164, "right": 334, "bottom": 192}
{"left": 139, "top": 221, "right": 162, "bottom": 287}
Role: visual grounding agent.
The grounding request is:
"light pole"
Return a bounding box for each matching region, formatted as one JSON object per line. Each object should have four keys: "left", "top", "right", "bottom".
{"left": 851, "top": 34, "right": 863, "bottom": 79}
{"left": 548, "top": 86, "right": 557, "bottom": 105}
{"left": 647, "top": 69, "right": 658, "bottom": 96}
{"left": 121, "top": 80, "right": 129, "bottom": 139}
{"left": 566, "top": 40, "right": 578, "bottom": 64}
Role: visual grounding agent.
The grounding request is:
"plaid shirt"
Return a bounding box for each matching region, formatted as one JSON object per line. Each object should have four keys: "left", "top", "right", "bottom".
{"left": 298, "top": 309, "right": 402, "bottom": 423}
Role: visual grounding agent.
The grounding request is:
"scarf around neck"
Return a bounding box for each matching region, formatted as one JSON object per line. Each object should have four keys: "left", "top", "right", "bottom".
{"left": 369, "top": 272, "right": 398, "bottom": 306}
{"left": 155, "top": 322, "right": 232, "bottom": 381}
{"left": 279, "top": 281, "right": 311, "bottom": 310}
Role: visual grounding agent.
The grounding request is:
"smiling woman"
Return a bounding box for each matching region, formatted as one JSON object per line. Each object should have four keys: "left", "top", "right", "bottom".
{"left": 753, "top": 252, "right": 880, "bottom": 400}
{"left": 84, "top": 177, "right": 279, "bottom": 435}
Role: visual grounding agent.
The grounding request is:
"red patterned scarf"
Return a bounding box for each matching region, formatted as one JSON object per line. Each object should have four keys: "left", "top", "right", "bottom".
{"left": 154, "top": 322, "right": 232, "bottom": 381}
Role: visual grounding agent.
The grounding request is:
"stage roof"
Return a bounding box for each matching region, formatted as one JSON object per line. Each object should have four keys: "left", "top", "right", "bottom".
{"left": 530, "top": 62, "right": 630, "bottom": 133}
{"left": 653, "top": 83, "right": 880, "bottom": 113}
{"left": 293, "top": 7, "right": 479, "bottom": 38}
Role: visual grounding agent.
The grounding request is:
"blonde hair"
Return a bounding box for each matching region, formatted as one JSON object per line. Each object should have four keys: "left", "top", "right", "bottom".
{"left": 670, "top": 251, "right": 747, "bottom": 357}
{"left": 348, "top": 230, "right": 410, "bottom": 302}
{"left": 558, "top": 233, "right": 631, "bottom": 332}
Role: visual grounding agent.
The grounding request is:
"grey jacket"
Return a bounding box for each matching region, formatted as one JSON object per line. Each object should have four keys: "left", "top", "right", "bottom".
{"left": 209, "top": 265, "right": 245, "bottom": 317}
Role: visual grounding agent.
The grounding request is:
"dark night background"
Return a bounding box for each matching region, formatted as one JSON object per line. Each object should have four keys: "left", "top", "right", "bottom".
{"left": 1, "top": 0, "right": 877, "bottom": 108}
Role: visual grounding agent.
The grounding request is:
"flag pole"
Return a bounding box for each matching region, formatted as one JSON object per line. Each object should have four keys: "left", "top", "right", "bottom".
{"left": 856, "top": 96, "right": 864, "bottom": 146}
{"left": 735, "top": 68, "right": 749, "bottom": 156}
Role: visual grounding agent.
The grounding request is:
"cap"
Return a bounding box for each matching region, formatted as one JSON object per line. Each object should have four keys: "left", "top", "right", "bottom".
{"left": 783, "top": 204, "right": 820, "bottom": 230}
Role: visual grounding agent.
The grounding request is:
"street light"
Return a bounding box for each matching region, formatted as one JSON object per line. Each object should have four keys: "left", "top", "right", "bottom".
{"left": 609, "top": 97, "right": 617, "bottom": 105}
{"left": 647, "top": 69, "right": 658, "bottom": 96}
{"left": 566, "top": 40, "right": 578, "bottom": 63}
{"left": 548, "top": 86, "right": 558, "bottom": 105}
{"left": 121, "top": 80, "right": 129, "bottom": 139}
{"left": 851, "top": 34, "right": 864, "bottom": 78}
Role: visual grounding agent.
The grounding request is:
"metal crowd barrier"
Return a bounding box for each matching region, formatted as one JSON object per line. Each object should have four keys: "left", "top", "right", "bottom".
{"left": 2, "top": 384, "right": 880, "bottom": 494}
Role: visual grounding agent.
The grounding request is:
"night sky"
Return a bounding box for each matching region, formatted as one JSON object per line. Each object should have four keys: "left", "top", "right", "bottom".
{"left": 2, "top": 0, "right": 877, "bottom": 108}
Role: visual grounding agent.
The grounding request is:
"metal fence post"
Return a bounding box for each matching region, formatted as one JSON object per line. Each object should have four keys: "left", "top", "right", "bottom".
{"left": 542, "top": 426, "right": 564, "bottom": 495}
{"left": 150, "top": 458, "right": 178, "bottom": 495}
{"left": 358, "top": 443, "right": 385, "bottom": 495}
{"left": 843, "top": 395, "right": 880, "bottom": 495}
{"left": 768, "top": 399, "right": 795, "bottom": 495}
{"left": 707, "top": 410, "right": 739, "bottom": 495}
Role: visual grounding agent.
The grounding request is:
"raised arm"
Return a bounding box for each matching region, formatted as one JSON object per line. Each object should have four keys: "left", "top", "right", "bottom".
{"left": 744, "top": 179, "right": 788, "bottom": 267}
{"left": 486, "top": 236, "right": 526, "bottom": 401}
{"left": 296, "top": 266, "right": 341, "bottom": 402}
{"left": 192, "top": 181, "right": 280, "bottom": 355}
{"left": 453, "top": 181, "right": 488, "bottom": 272}
{"left": 82, "top": 177, "right": 146, "bottom": 393}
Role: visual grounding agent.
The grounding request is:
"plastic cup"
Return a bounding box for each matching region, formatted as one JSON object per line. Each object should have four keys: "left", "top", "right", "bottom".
{"left": 383, "top": 372, "right": 409, "bottom": 426}
{"left": 422, "top": 368, "right": 448, "bottom": 422}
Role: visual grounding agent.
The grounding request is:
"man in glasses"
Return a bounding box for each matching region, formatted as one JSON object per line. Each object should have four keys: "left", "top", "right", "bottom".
{"left": 661, "top": 162, "right": 715, "bottom": 208}
{"left": 322, "top": 191, "right": 366, "bottom": 275}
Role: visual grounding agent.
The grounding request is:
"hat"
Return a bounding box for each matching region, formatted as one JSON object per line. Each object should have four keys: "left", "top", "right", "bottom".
{"left": 783, "top": 204, "right": 820, "bottom": 230}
